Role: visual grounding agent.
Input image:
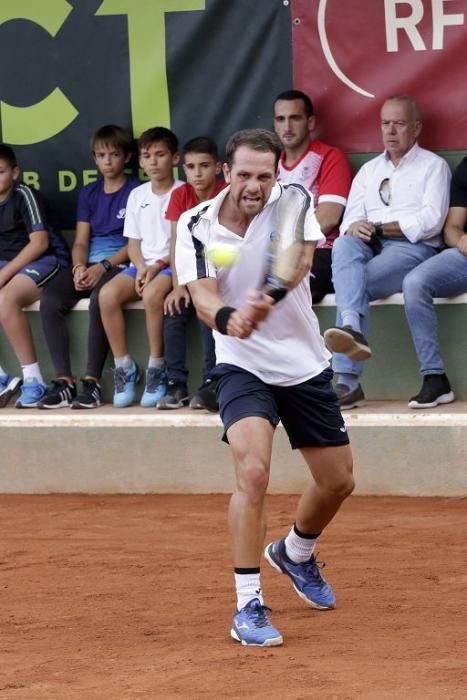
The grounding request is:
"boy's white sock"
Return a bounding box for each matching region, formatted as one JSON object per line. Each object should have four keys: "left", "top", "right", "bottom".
{"left": 21, "top": 362, "right": 44, "bottom": 385}
{"left": 148, "top": 356, "right": 164, "bottom": 369}
{"left": 115, "top": 355, "right": 133, "bottom": 370}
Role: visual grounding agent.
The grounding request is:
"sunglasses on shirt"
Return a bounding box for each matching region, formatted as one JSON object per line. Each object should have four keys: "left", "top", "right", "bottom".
{"left": 378, "top": 178, "right": 391, "bottom": 206}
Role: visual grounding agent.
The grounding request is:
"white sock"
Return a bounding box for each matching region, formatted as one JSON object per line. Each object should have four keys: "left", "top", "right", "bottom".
{"left": 148, "top": 356, "right": 164, "bottom": 369}
{"left": 284, "top": 525, "right": 319, "bottom": 563}
{"left": 115, "top": 355, "right": 133, "bottom": 370}
{"left": 234, "top": 570, "right": 263, "bottom": 610}
{"left": 21, "top": 362, "right": 44, "bottom": 385}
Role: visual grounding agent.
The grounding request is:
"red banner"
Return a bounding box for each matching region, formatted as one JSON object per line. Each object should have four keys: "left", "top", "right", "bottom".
{"left": 292, "top": 0, "right": 467, "bottom": 152}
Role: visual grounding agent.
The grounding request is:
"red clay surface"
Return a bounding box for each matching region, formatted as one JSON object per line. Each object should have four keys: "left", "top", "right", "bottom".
{"left": 1, "top": 495, "right": 466, "bottom": 700}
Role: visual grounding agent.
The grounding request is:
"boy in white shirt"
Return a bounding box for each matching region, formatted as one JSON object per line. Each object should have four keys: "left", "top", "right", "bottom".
{"left": 99, "top": 127, "right": 183, "bottom": 407}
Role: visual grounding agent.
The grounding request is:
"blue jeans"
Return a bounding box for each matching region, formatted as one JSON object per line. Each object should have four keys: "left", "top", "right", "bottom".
{"left": 163, "top": 298, "right": 216, "bottom": 384}
{"left": 331, "top": 235, "right": 437, "bottom": 377}
{"left": 403, "top": 248, "right": 467, "bottom": 375}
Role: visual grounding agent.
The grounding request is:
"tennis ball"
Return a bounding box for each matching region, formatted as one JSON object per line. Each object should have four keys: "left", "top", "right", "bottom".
{"left": 207, "top": 244, "right": 239, "bottom": 268}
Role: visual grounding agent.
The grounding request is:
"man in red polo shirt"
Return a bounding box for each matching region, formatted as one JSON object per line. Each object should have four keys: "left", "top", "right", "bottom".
{"left": 274, "top": 89, "right": 352, "bottom": 304}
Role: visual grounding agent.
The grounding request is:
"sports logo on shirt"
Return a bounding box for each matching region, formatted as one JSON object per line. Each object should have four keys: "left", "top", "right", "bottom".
{"left": 116, "top": 208, "right": 126, "bottom": 219}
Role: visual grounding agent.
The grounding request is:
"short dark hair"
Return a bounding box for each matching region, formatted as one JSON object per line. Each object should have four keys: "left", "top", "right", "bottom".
{"left": 90, "top": 125, "right": 134, "bottom": 156}
{"left": 225, "top": 129, "right": 282, "bottom": 170}
{"left": 183, "top": 136, "right": 219, "bottom": 160}
{"left": 274, "top": 90, "right": 314, "bottom": 118}
{"left": 0, "top": 143, "right": 18, "bottom": 168}
{"left": 138, "top": 127, "right": 178, "bottom": 154}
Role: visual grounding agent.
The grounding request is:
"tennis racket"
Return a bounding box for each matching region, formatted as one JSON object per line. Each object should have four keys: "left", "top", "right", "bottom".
{"left": 261, "top": 183, "right": 311, "bottom": 302}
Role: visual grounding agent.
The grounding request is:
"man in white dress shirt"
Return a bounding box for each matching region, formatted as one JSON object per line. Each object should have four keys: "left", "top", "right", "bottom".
{"left": 324, "top": 95, "right": 451, "bottom": 409}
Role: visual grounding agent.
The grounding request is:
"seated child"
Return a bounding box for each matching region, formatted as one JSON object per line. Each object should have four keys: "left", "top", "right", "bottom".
{"left": 99, "top": 127, "right": 183, "bottom": 407}
{"left": 0, "top": 144, "right": 67, "bottom": 407}
{"left": 158, "top": 136, "right": 226, "bottom": 410}
{"left": 39, "top": 124, "right": 139, "bottom": 408}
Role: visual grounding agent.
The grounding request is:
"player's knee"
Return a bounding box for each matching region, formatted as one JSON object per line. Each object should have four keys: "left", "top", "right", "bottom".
{"left": 237, "top": 463, "right": 269, "bottom": 504}
{"left": 338, "top": 471, "right": 355, "bottom": 499}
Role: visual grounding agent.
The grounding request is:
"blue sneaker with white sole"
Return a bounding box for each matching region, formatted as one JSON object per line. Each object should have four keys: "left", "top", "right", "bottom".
{"left": 231, "top": 598, "right": 283, "bottom": 647}
{"left": 112, "top": 361, "right": 140, "bottom": 408}
{"left": 140, "top": 366, "right": 167, "bottom": 407}
{"left": 264, "top": 538, "right": 336, "bottom": 610}
{"left": 15, "top": 377, "right": 48, "bottom": 408}
{"left": 0, "top": 374, "right": 21, "bottom": 407}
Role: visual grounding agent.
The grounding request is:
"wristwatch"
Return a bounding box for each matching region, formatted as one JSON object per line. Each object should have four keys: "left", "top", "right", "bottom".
{"left": 373, "top": 222, "right": 384, "bottom": 238}
{"left": 99, "top": 259, "right": 112, "bottom": 272}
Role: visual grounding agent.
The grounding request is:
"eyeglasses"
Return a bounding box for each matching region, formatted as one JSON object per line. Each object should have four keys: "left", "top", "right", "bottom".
{"left": 379, "top": 178, "right": 391, "bottom": 206}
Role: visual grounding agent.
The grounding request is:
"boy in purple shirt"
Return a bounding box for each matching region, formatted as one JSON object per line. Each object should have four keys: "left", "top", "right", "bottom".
{"left": 39, "top": 125, "right": 140, "bottom": 408}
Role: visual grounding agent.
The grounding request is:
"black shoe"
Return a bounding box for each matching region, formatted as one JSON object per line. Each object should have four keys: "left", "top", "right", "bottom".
{"left": 38, "top": 379, "right": 76, "bottom": 409}
{"left": 71, "top": 379, "right": 103, "bottom": 409}
{"left": 157, "top": 381, "right": 189, "bottom": 409}
{"left": 189, "top": 378, "right": 219, "bottom": 412}
{"left": 408, "top": 374, "right": 455, "bottom": 409}
{"left": 335, "top": 383, "right": 366, "bottom": 410}
{"left": 324, "top": 326, "right": 372, "bottom": 361}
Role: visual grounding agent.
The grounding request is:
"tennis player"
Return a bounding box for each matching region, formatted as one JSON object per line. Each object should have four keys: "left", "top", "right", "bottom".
{"left": 175, "top": 129, "right": 354, "bottom": 647}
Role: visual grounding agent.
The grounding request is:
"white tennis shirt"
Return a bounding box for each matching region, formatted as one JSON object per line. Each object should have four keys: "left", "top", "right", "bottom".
{"left": 176, "top": 184, "right": 331, "bottom": 386}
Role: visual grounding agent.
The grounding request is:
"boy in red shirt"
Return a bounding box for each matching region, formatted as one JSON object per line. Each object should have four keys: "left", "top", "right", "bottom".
{"left": 158, "top": 137, "right": 226, "bottom": 409}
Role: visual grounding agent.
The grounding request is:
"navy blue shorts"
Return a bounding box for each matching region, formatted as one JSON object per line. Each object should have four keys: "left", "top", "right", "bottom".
{"left": 214, "top": 364, "right": 350, "bottom": 449}
{"left": 0, "top": 254, "right": 60, "bottom": 287}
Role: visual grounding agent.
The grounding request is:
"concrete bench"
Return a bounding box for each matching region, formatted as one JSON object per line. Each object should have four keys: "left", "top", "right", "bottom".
{"left": 5, "top": 291, "right": 463, "bottom": 402}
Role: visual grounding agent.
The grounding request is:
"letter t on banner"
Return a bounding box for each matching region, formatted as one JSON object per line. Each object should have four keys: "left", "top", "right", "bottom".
{"left": 97, "top": 0, "right": 206, "bottom": 136}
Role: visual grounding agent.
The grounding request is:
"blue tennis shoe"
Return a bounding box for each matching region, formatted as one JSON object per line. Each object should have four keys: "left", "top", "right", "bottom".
{"left": 112, "top": 361, "right": 140, "bottom": 408}
{"left": 264, "top": 538, "right": 336, "bottom": 610}
{"left": 15, "top": 377, "right": 47, "bottom": 408}
{"left": 231, "top": 598, "right": 283, "bottom": 647}
{"left": 140, "top": 366, "right": 167, "bottom": 407}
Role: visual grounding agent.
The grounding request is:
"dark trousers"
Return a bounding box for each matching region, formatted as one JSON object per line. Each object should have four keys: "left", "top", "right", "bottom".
{"left": 163, "top": 298, "right": 216, "bottom": 385}
{"left": 40, "top": 266, "right": 121, "bottom": 379}
{"left": 310, "top": 247, "right": 334, "bottom": 304}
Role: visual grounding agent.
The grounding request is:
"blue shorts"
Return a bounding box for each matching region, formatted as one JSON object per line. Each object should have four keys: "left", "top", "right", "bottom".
{"left": 0, "top": 254, "right": 60, "bottom": 287}
{"left": 214, "top": 364, "right": 350, "bottom": 449}
{"left": 119, "top": 264, "right": 172, "bottom": 279}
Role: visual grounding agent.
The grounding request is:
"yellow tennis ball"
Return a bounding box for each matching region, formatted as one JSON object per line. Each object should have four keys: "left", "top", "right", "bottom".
{"left": 207, "top": 244, "right": 239, "bottom": 268}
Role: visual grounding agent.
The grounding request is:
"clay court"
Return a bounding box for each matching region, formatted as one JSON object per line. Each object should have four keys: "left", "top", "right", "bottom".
{"left": 1, "top": 494, "right": 466, "bottom": 699}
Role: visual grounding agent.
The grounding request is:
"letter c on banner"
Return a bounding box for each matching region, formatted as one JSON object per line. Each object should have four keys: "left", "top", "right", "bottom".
{"left": 317, "top": 0, "right": 374, "bottom": 98}
{"left": 0, "top": 1, "right": 78, "bottom": 145}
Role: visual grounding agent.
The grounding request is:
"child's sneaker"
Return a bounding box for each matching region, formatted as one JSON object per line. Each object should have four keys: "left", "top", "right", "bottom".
{"left": 0, "top": 374, "right": 22, "bottom": 408}
{"left": 71, "top": 379, "right": 103, "bottom": 409}
{"left": 140, "top": 366, "right": 168, "bottom": 408}
{"left": 230, "top": 598, "right": 283, "bottom": 647}
{"left": 16, "top": 377, "right": 48, "bottom": 408}
{"left": 38, "top": 379, "right": 76, "bottom": 409}
{"left": 112, "top": 361, "right": 140, "bottom": 408}
{"left": 189, "top": 378, "right": 219, "bottom": 412}
{"left": 157, "top": 380, "right": 189, "bottom": 409}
